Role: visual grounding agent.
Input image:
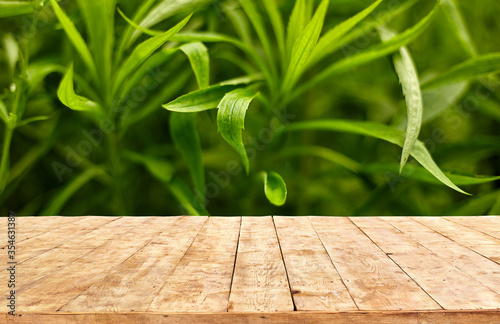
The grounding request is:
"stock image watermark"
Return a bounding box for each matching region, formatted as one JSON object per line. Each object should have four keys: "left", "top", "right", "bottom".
{"left": 6, "top": 211, "right": 17, "bottom": 316}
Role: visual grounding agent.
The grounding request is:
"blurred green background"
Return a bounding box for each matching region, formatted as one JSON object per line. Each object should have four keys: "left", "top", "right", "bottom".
{"left": 0, "top": 0, "right": 499, "bottom": 216}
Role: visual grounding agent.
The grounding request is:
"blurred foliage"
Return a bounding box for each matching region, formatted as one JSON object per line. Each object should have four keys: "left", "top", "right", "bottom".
{"left": 0, "top": 0, "right": 499, "bottom": 216}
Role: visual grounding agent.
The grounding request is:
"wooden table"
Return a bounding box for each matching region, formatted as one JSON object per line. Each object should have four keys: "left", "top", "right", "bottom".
{"left": 2, "top": 216, "right": 500, "bottom": 323}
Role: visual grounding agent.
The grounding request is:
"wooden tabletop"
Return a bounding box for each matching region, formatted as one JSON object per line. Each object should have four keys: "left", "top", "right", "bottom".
{"left": 2, "top": 216, "right": 500, "bottom": 323}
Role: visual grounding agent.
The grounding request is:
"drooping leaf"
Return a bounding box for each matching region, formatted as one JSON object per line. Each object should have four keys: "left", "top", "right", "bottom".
{"left": 287, "top": 119, "right": 468, "bottom": 194}
{"left": 0, "top": 1, "right": 33, "bottom": 17}
{"left": 263, "top": 171, "right": 287, "bottom": 206}
{"left": 282, "top": 0, "right": 329, "bottom": 94}
{"left": 113, "top": 14, "right": 192, "bottom": 97}
{"left": 363, "top": 163, "right": 500, "bottom": 186}
{"left": 379, "top": 26, "right": 423, "bottom": 173}
{"left": 57, "top": 64, "right": 104, "bottom": 115}
{"left": 180, "top": 42, "right": 210, "bottom": 89}
{"left": 76, "top": 0, "right": 115, "bottom": 91}
{"left": 217, "top": 88, "right": 258, "bottom": 174}
{"left": 293, "top": 1, "right": 440, "bottom": 101}
{"left": 170, "top": 113, "right": 205, "bottom": 202}
{"left": 123, "top": 150, "right": 175, "bottom": 183}
{"left": 117, "top": 6, "right": 161, "bottom": 37}
{"left": 309, "top": 0, "right": 384, "bottom": 67}
{"left": 49, "top": 0, "right": 98, "bottom": 80}
{"left": 421, "top": 53, "right": 500, "bottom": 90}
{"left": 40, "top": 168, "right": 104, "bottom": 216}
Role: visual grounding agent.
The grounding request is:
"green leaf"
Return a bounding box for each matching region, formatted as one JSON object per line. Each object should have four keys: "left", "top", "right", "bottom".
{"left": 421, "top": 53, "right": 500, "bottom": 90}
{"left": 163, "top": 75, "right": 260, "bottom": 112}
{"left": 279, "top": 145, "right": 361, "bottom": 173}
{"left": 0, "top": 100, "right": 9, "bottom": 124}
{"left": 379, "top": 26, "right": 422, "bottom": 173}
{"left": 130, "top": 0, "right": 210, "bottom": 45}
{"left": 286, "top": 0, "right": 308, "bottom": 63}
{"left": 309, "top": 0, "right": 384, "bottom": 67}
{"left": 263, "top": 171, "right": 287, "bottom": 206}
{"left": 49, "top": 0, "right": 98, "bottom": 81}
{"left": 57, "top": 64, "right": 104, "bottom": 115}
{"left": 263, "top": 0, "right": 285, "bottom": 63}
{"left": 363, "top": 163, "right": 500, "bottom": 186}
{"left": 445, "top": 190, "right": 500, "bottom": 216}
{"left": 163, "top": 84, "right": 238, "bottom": 113}
{"left": 167, "top": 175, "right": 209, "bottom": 216}
{"left": 180, "top": 42, "right": 210, "bottom": 89}
{"left": 282, "top": 0, "right": 328, "bottom": 94}
{"left": 123, "top": 150, "right": 175, "bottom": 183}
{"left": 441, "top": 0, "right": 477, "bottom": 57}
{"left": 113, "top": 14, "right": 192, "bottom": 97}
{"left": 293, "top": 0, "right": 440, "bottom": 101}
{"left": 223, "top": 3, "right": 253, "bottom": 47}
{"left": 40, "top": 168, "right": 103, "bottom": 216}
{"left": 239, "top": 0, "right": 276, "bottom": 76}
{"left": 117, "top": 6, "right": 160, "bottom": 37}
{"left": 287, "top": 119, "right": 468, "bottom": 194}
{"left": 421, "top": 81, "right": 468, "bottom": 124}
{"left": 0, "top": 1, "right": 33, "bottom": 17}
{"left": 170, "top": 113, "right": 205, "bottom": 202}
{"left": 76, "top": 0, "right": 116, "bottom": 91}
{"left": 16, "top": 115, "right": 51, "bottom": 127}
{"left": 3, "top": 34, "right": 19, "bottom": 76}
{"left": 217, "top": 88, "right": 258, "bottom": 174}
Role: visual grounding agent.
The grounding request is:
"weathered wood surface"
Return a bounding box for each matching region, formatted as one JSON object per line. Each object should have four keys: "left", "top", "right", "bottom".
{"left": 1, "top": 216, "right": 499, "bottom": 323}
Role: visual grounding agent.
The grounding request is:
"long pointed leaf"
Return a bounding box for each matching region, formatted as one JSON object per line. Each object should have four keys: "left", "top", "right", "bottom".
{"left": 286, "top": 0, "right": 308, "bottom": 63}
{"left": 170, "top": 113, "right": 205, "bottom": 201}
{"left": 309, "top": 0, "right": 384, "bottom": 67}
{"left": 292, "top": 1, "right": 440, "bottom": 101}
{"left": 263, "top": 0, "right": 285, "bottom": 63}
{"left": 57, "top": 64, "right": 104, "bottom": 115}
{"left": 380, "top": 27, "right": 422, "bottom": 173}
{"left": 421, "top": 53, "right": 500, "bottom": 90}
{"left": 287, "top": 119, "right": 468, "bottom": 194}
{"left": 49, "top": 0, "right": 98, "bottom": 81}
{"left": 113, "top": 14, "right": 192, "bottom": 97}
{"left": 282, "top": 0, "right": 329, "bottom": 94}
{"left": 216, "top": 88, "right": 258, "bottom": 174}
{"left": 180, "top": 42, "right": 210, "bottom": 89}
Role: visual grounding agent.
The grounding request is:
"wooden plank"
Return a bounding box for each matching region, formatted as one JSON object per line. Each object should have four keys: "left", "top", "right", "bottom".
{"left": 353, "top": 217, "right": 500, "bottom": 310}
{"left": 0, "top": 216, "right": 148, "bottom": 297}
{"left": 16, "top": 217, "right": 179, "bottom": 311}
{"left": 415, "top": 217, "right": 500, "bottom": 264}
{"left": 228, "top": 216, "right": 293, "bottom": 312}
{"left": 148, "top": 217, "right": 241, "bottom": 313}
{"left": 382, "top": 217, "right": 500, "bottom": 295}
{"left": 61, "top": 216, "right": 208, "bottom": 312}
{"left": 309, "top": 217, "right": 440, "bottom": 311}
{"left": 444, "top": 216, "right": 500, "bottom": 240}
{"left": 4, "top": 310, "right": 500, "bottom": 324}
{"left": 274, "top": 216, "right": 357, "bottom": 311}
{"left": 0, "top": 216, "right": 119, "bottom": 265}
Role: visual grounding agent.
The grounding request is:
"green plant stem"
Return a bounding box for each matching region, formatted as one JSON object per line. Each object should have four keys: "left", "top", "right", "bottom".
{"left": 0, "top": 126, "right": 14, "bottom": 194}
{"left": 107, "top": 128, "right": 127, "bottom": 215}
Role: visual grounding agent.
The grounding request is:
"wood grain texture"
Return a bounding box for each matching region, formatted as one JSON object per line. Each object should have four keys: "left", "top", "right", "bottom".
{"left": 1, "top": 216, "right": 500, "bottom": 322}
{"left": 147, "top": 217, "right": 241, "bottom": 313}
{"left": 228, "top": 216, "right": 293, "bottom": 312}
{"left": 16, "top": 217, "right": 175, "bottom": 311}
{"left": 274, "top": 216, "right": 357, "bottom": 311}
{"left": 4, "top": 310, "right": 500, "bottom": 324}
{"left": 352, "top": 217, "right": 500, "bottom": 310}
{"left": 61, "top": 216, "right": 207, "bottom": 312}
{"left": 414, "top": 217, "right": 500, "bottom": 264}
{"left": 309, "top": 217, "right": 440, "bottom": 311}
